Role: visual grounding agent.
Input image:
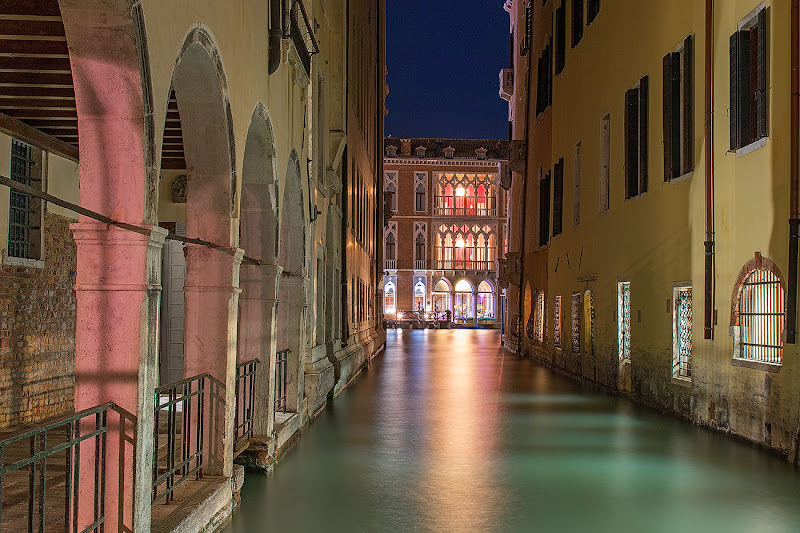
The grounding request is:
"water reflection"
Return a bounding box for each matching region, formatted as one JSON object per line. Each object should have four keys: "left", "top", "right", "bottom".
{"left": 226, "top": 330, "right": 800, "bottom": 533}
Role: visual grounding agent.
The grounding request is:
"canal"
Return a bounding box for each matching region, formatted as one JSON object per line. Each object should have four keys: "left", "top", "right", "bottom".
{"left": 226, "top": 330, "right": 800, "bottom": 533}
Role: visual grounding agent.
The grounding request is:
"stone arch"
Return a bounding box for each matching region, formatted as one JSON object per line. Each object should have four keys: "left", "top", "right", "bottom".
{"left": 166, "top": 27, "right": 239, "bottom": 477}
{"left": 276, "top": 150, "right": 307, "bottom": 416}
{"left": 729, "top": 252, "right": 786, "bottom": 327}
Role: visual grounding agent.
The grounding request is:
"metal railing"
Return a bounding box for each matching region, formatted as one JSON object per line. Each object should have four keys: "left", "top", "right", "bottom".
{"left": 431, "top": 260, "right": 495, "bottom": 271}
{"left": 234, "top": 360, "right": 259, "bottom": 452}
{"left": 274, "top": 350, "right": 290, "bottom": 414}
{"left": 414, "top": 260, "right": 428, "bottom": 270}
{"left": 152, "top": 375, "right": 206, "bottom": 504}
{"left": 385, "top": 259, "right": 397, "bottom": 270}
{"left": 0, "top": 402, "right": 134, "bottom": 533}
{"left": 433, "top": 196, "right": 497, "bottom": 217}
{"left": 288, "top": 0, "right": 319, "bottom": 77}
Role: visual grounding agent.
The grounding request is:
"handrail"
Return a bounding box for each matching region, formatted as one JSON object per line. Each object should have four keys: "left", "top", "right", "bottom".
{"left": 234, "top": 359, "right": 259, "bottom": 452}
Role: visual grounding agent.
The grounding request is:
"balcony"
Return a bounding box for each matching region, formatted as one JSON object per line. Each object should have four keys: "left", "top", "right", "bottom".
{"left": 499, "top": 68, "right": 514, "bottom": 101}
{"left": 432, "top": 260, "right": 497, "bottom": 272}
{"left": 434, "top": 196, "right": 498, "bottom": 217}
{"left": 385, "top": 259, "right": 397, "bottom": 270}
{"left": 414, "top": 260, "right": 428, "bottom": 270}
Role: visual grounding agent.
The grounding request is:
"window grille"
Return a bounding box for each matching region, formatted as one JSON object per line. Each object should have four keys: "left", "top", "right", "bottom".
{"left": 535, "top": 292, "right": 545, "bottom": 342}
{"left": 674, "top": 286, "right": 693, "bottom": 378}
{"left": 571, "top": 293, "right": 581, "bottom": 353}
{"left": 618, "top": 282, "right": 631, "bottom": 361}
{"left": 9, "top": 140, "right": 39, "bottom": 259}
{"left": 738, "top": 269, "right": 785, "bottom": 365}
{"left": 553, "top": 296, "right": 562, "bottom": 348}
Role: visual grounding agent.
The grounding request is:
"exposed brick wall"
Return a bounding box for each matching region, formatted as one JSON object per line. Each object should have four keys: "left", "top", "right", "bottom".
{"left": 0, "top": 212, "right": 76, "bottom": 428}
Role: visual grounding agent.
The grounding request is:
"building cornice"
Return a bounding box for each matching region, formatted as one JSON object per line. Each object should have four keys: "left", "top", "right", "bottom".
{"left": 384, "top": 158, "right": 508, "bottom": 168}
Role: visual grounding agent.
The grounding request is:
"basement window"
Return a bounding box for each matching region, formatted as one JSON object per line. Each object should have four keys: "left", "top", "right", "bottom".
{"left": 730, "top": 4, "right": 769, "bottom": 154}
{"left": 534, "top": 291, "right": 545, "bottom": 343}
{"left": 8, "top": 140, "right": 43, "bottom": 263}
{"left": 617, "top": 281, "right": 631, "bottom": 362}
{"left": 733, "top": 268, "right": 784, "bottom": 367}
{"left": 571, "top": 293, "right": 581, "bottom": 354}
{"left": 673, "top": 284, "right": 693, "bottom": 380}
{"left": 663, "top": 36, "right": 694, "bottom": 181}
{"left": 553, "top": 295, "right": 562, "bottom": 349}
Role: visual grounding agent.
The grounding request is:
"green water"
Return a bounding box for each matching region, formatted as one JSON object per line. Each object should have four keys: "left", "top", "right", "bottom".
{"left": 226, "top": 330, "right": 800, "bottom": 533}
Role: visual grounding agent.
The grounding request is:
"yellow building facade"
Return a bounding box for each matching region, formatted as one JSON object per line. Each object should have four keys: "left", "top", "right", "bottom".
{"left": 505, "top": 0, "right": 800, "bottom": 458}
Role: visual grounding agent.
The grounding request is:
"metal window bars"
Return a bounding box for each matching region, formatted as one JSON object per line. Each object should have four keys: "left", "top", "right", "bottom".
{"left": 152, "top": 375, "right": 206, "bottom": 504}
{"left": 8, "top": 140, "right": 36, "bottom": 259}
{"left": 571, "top": 293, "right": 581, "bottom": 354}
{"left": 287, "top": 0, "right": 319, "bottom": 77}
{"left": 234, "top": 359, "right": 259, "bottom": 454}
{"left": 274, "top": 350, "right": 291, "bottom": 414}
{"left": 0, "top": 402, "right": 134, "bottom": 533}
{"left": 739, "top": 269, "right": 786, "bottom": 365}
{"left": 618, "top": 282, "right": 632, "bottom": 361}
{"left": 675, "top": 287, "right": 693, "bottom": 378}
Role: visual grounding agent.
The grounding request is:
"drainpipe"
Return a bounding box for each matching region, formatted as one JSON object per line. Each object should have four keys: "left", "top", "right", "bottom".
{"left": 516, "top": 4, "right": 534, "bottom": 357}
{"left": 787, "top": 0, "right": 800, "bottom": 344}
{"left": 703, "top": 0, "right": 715, "bottom": 340}
{"left": 268, "top": 0, "right": 284, "bottom": 75}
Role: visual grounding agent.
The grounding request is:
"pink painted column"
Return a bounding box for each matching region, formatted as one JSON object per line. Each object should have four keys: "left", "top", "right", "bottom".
{"left": 183, "top": 246, "right": 243, "bottom": 477}
{"left": 72, "top": 223, "right": 166, "bottom": 532}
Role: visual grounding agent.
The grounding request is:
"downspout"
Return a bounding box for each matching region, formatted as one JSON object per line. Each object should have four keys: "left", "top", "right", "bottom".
{"left": 268, "top": 0, "right": 284, "bottom": 75}
{"left": 786, "top": 0, "right": 799, "bottom": 344}
{"left": 516, "top": 7, "right": 534, "bottom": 357}
{"left": 703, "top": 0, "right": 715, "bottom": 340}
{"left": 340, "top": 0, "right": 350, "bottom": 342}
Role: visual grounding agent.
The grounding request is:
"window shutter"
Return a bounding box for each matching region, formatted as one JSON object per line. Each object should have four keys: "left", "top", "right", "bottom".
{"left": 683, "top": 35, "right": 694, "bottom": 173}
{"left": 587, "top": 0, "right": 599, "bottom": 23}
{"left": 625, "top": 88, "right": 639, "bottom": 198}
{"left": 553, "top": 158, "right": 564, "bottom": 236}
{"left": 571, "top": 0, "right": 584, "bottom": 47}
{"left": 730, "top": 32, "right": 739, "bottom": 150}
{"left": 736, "top": 30, "right": 752, "bottom": 149}
{"left": 547, "top": 37, "right": 553, "bottom": 107}
{"left": 556, "top": 4, "right": 566, "bottom": 74}
{"left": 756, "top": 8, "right": 769, "bottom": 139}
{"left": 639, "top": 75, "right": 649, "bottom": 194}
{"left": 663, "top": 53, "right": 679, "bottom": 181}
{"left": 539, "top": 173, "right": 551, "bottom": 246}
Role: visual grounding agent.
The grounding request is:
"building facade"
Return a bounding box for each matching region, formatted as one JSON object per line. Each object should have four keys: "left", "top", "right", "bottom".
{"left": 503, "top": 0, "right": 800, "bottom": 460}
{"left": 0, "top": 0, "right": 385, "bottom": 530}
{"left": 382, "top": 138, "right": 509, "bottom": 327}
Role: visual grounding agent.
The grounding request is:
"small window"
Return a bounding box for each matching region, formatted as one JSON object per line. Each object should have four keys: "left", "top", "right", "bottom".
{"left": 617, "top": 281, "right": 631, "bottom": 362}
{"left": 571, "top": 293, "right": 581, "bottom": 353}
{"left": 663, "top": 35, "right": 694, "bottom": 181}
{"left": 385, "top": 232, "right": 396, "bottom": 261}
{"left": 624, "top": 75, "right": 649, "bottom": 198}
{"left": 730, "top": 6, "right": 769, "bottom": 152}
{"left": 415, "top": 233, "right": 425, "bottom": 262}
{"left": 385, "top": 145, "right": 398, "bottom": 158}
{"left": 522, "top": 2, "right": 533, "bottom": 54}
{"left": 555, "top": 1, "right": 566, "bottom": 74}
{"left": 552, "top": 158, "right": 564, "bottom": 236}
{"left": 415, "top": 184, "right": 426, "bottom": 211}
{"left": 587, "top": 0, "right": 600, "bottom": 23}
{"left": 571, "top": 0, "right": 583, "bottom": 47}
{"left": 385, "top": 183, "right": 397, "bottom": 211}
{"left": 553, "top": 295, "right": 562, "bottom": 348}
{"left": 673, "top": 285, "right": 693, "bottom": 380}
{"left": 539, "top": 170, "right": 551, "bottom": 246}
{"left": 416, "top": 146, "right": 427, "bottom": 158}
{"left": 8, "top": 140, "right": 43, "bottom": 261}
{"left": 735, "top": 268, "right": 785, "bottom": 365}
{"left": 574, "top": 141, "right": 582, "bottom": 225}
{"left": 599, "top": 116, "right": 610, "bottom": 211}
{"left": 475, "top": 147, "right": 488, "bottom": 160}
{"left": 443, "top": 146, "right": 456, "bottom": 159}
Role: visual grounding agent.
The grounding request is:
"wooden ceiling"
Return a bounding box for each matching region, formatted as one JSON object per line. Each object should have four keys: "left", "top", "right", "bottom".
{"left": 0, "top": 0, "right": 78, "bottom": 161}
{"left": 161, "top": 89, "right": 186, "bottom": 170}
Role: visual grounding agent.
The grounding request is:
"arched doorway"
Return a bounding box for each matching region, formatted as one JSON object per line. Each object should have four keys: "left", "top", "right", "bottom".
{"left": 384, "top": 281, "right": 397, "bottom": 315}
{"left": 433, "top": 279, "right": 452, "bottom": 319}
{"left": 166, "top": 28, "right": 239, "bottom": 477}
{"left": 276, "top": 151, "right": 307, "bottom": 419}
{"left": 414, "top": 280, "right": 427, "bottom": 313}
{"left": 454, "top": 279, "right": 475, "bottom": 324}
{"left": 238, "top": 104, "right": 279, "bottom": 437}
{"left": 477, "top": 280, "right": 495, "bottom": 323}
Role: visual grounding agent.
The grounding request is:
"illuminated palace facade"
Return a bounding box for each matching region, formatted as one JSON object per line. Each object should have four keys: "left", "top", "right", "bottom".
{"left": 382, "top": 138, "right": 509, "bottom": 326}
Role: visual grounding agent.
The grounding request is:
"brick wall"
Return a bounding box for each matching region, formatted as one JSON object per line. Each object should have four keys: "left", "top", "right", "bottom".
{"left": 0, "top": 212, "right": 76, "bottom": 428}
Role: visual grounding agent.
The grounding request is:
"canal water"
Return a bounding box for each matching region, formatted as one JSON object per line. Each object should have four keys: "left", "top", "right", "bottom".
{"left": 226, "top": 330, "right": 800, "bottom": 533}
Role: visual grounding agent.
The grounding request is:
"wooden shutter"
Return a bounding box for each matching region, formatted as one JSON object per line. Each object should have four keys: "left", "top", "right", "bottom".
{"left": 572, "top": 0, "right": 583, "bottom": 47}
{"left": 625, "top": 88, "right": 639, "bottom": 198}
{"left": 539, "top": 173, "right": 551, "bottom": 247}
{"left": 639, "top": 75, "right": 649, "bottom": 194}
{"left": 663, "top": 52, "right": 680, "bottom": 181}
{"left": 683, "top": 35, "right": 694, "bottom": 173}
{"left": 730, "top": 32, "right": 739, "bottom": 150}
{"left": 587, "top": 0, "right": 599, "bottom": 23}
{"left": 556, "top": 3, "right": 566, "bottom": 74}
{"left": 553, "top": 158, "right": 564, "bottom": 236}
{"left": 736, "top": 30, "right": 752, "bottom": 148}
{"left": 756, "top": 8, "right": 769, "bottom": 139}
{"left": 547, "top": 37, "right": 553, "bottom": 107}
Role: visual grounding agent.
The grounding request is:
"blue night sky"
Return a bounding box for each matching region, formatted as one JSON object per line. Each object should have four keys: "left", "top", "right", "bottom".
{"left": 385, "top": 0, "right": 510, "bottom": 140}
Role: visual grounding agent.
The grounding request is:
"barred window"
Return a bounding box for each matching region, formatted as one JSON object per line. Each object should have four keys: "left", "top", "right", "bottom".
{"left": 736, "top": 269, "right": 785, "bottom": 365}
{"left": 9, "top": 140, "right": 43, "bottom": 260}
{"left": 673, "top": 285, "right": 693, "bottom": 379}
{"left": 553, "top": 296, "right": 562, "bottom": 348}
{"left": 535, "top": 292, "right": 545, "bottom": 342}
{"left": 571, "top": 293, "right": 581, "bottom": 354}
{"left": 617, "top": 281, "right": 631, "bottom": 361}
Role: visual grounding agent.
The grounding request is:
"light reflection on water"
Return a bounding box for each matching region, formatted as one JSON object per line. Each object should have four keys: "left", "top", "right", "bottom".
{"left": 225, "top": 330, "right": 800, "bottom": 533}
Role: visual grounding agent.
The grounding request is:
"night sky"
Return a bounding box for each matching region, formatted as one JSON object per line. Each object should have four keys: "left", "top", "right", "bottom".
{"left": 385, "top": 0, "right": 510, "bottom": 140}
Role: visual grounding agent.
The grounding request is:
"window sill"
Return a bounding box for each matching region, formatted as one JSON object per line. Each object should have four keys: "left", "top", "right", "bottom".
{"left": 668, "top": 170, "right": 694, "bottom": 185}
{"left": 671, "top": 376, "right": 692, "bottom": 387}
{"left": 735, "top": 137, "right": 767, "bottom": 158}
{"left": 3, "top": 255, "right": 45, "bottom": 270}
{"left": 731, "top": 357, "right": 781, "bottom": 373}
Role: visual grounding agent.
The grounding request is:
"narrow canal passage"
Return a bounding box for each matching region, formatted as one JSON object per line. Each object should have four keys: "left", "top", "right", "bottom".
{"left": 227, "top": 330, "right": 800, "bottom": 533}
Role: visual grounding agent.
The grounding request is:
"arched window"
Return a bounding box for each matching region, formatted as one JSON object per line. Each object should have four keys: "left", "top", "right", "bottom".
{"left": 433, "top": 279, "right": 452, "bottom": 318}
{"left": 414, "top": 280, "right": 426, "bottom": 312}
{"left": 454, "top": 279, "right": 474, "bottom": 322}
{"left": 416, "top": 183, "right": 426, "bottom": 211}
{"left": 386, "top": 183, "right": 397, "bottom": 211}
{"left": 415, "top": 233, "right": 425, "bottom": 262}
{"left": 477, "top": 280, "right": 495, "bottom": 321}
{"left": 384, "top": 282, "right": 396, "bottom": 314}
{"left": 734, "top": 267, "right": 786, "bottom": 365}
{"left": 385, "top": 232, "right": 396, "bottom": 261}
